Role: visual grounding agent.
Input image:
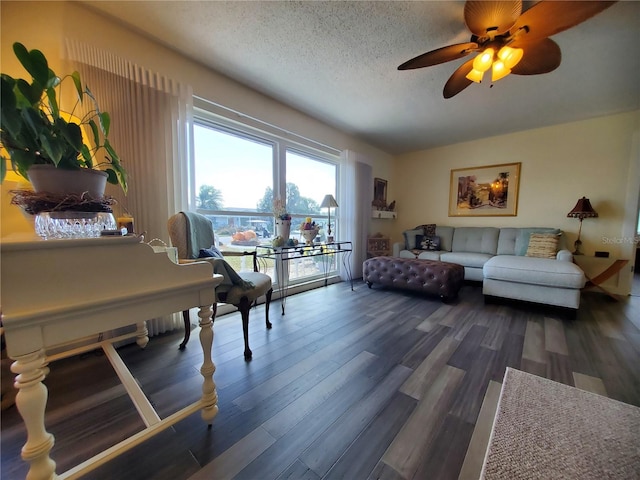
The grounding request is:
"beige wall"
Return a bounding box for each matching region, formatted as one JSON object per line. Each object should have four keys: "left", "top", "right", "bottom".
{"left": 3, "top": 2, "right": 637, "bottom": 267}
{"left": 393, "top": 111, "right": 640, "bottom": 292}
{"left": 1, "top": 1, "right": 394, "bottom": 237}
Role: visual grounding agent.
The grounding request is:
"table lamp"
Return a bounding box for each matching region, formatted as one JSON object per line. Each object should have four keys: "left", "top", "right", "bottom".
{"left": 567, "top": 196, "right": 598, "bottom": 255}
{"left": 320, "top": 194, "right": 339, "bottom": 242}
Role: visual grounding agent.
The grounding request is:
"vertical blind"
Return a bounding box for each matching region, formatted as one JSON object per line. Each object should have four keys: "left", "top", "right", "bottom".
{"left": 340, "top": 149, "right": 373, "bottom": 279}
{"left": 64, "top": 40, "right": 193, "bottom": 336}
{"left": 64, "top": 39, "right": 193, "bottom": 244}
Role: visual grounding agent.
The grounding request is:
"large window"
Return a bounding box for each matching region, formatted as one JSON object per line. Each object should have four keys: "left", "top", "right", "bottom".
{"left": 193, "top": 110, "right": 339, "bottom": 286}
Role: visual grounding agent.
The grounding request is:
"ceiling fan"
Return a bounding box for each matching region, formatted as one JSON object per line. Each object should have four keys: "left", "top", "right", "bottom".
{"left": 398, "top": 1, "right": 617, "bottom": 98}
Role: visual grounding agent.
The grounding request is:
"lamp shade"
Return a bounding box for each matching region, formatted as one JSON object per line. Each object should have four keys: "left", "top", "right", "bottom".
{"left": 567, "top": 197, "right": 598, "bottom": 219}
{"left": 320, "top": 194, "right": 339, "bottom": 209}
{"left": 466, "top": 68, "right": 484, "bottom": 83}
{"left": 498, "top": 46, "right": 523, "bottom": 69}
{"left": 473, "top": 48, "right": 494, "bottom": 72}
{"left": 491, "top": 60, "right": 510, "bottom": 82}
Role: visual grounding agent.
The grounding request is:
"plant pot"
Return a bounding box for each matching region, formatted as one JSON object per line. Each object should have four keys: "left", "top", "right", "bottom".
{"left": 301, "top": 229, "right": 318, "bottom": 245}
{"left": 275, "top": 219, "right": 291, "bottom": 239}
{"left": 27, "top": 165, "right": 108, "bottom": 199}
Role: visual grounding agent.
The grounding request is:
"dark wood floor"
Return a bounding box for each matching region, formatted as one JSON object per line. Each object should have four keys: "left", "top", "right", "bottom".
{"left": 2, "top": 280, "right": 639, "bottom": 479}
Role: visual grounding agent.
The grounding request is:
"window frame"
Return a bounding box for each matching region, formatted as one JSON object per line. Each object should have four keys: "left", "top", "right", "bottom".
{"left": 191, "top": 102, "right": 341, "bottom": 288}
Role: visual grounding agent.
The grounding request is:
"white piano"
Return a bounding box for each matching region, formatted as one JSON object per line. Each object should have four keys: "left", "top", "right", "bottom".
{"left": 1, "top": 235, "right": 223, "bottom": 479}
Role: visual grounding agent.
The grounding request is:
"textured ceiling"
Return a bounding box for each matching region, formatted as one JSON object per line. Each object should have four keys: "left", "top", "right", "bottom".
{"left": 82, "top": 1, "right": 640, "bottom": 154}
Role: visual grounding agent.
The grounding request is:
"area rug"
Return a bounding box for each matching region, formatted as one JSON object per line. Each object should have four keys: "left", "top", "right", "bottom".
{"left": 481, "top": 368, "right": 640, "bottom": 480}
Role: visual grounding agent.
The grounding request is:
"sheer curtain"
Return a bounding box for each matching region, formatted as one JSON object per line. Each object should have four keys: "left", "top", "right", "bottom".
{"left": 339, "top": 149, "right": 373, "bottom": 279}
{"left": 64, "top": 40, "right": 193, "bottom": 335}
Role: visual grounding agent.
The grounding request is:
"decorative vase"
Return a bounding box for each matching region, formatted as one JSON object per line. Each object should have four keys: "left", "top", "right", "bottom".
{"left": 27, "top": 164, "right": 108, "bottom": 199}
{"left": 301, "top": 229, "right": 318, "bottom": 245}
{"left": 275, "top": 218, "right": 291, "bottom": 239}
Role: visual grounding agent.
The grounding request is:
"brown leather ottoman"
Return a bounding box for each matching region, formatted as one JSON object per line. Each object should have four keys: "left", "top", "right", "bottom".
{"left": 363, "top": 256, "right": 464, "bottom": 302}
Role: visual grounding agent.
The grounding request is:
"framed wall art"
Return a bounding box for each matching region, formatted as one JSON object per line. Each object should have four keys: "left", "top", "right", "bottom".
{"left": 449, "top": 162, "right": 521, "bottom": 217}
{"left": 373, "top": 177, "right": 388, "bottom": 208}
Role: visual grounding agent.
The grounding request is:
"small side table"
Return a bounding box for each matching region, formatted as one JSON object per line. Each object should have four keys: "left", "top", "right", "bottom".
{"left": 367, "top": 234, "right": 390, "bottom": 258}
{"left": 256, "top": 241, "right": 353, "bottom": 315}
{"left": 573, "top": 256, "right": 629, "bottom": 300}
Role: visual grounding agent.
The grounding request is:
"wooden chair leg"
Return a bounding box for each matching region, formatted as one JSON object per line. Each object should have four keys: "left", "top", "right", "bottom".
{"left": 179, "top": 310, "right": 190, "bottom": 350}
{"left": 238, "top": 297, "right": 252, "bottom": 361}
{"left": 265, "top": 288, "right": 273, "bottom": 329}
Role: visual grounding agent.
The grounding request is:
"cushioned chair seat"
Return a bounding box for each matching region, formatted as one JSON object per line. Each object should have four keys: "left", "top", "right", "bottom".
{"left": 224, "top": 271, "right": 272, "bottom": 305}
{"left": 484, "top": 255, "right": 585, "bottom": 289}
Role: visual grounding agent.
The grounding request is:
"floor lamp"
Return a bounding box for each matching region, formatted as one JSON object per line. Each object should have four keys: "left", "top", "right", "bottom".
{"left": 567, "top": 196, "right": 598, "bottom": 255}
{"left": 320, "top": 194, "right": 339, "bottom": 243}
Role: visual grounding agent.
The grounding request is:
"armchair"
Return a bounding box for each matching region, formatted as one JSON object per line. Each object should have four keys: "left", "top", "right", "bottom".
{"left": 167, "top": 212, "right": 273, "bottom": 360}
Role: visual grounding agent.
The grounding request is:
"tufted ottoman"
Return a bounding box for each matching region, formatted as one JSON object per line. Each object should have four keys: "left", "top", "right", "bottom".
{"left": 363, "top": 256, "right": 464, "bottom": 302}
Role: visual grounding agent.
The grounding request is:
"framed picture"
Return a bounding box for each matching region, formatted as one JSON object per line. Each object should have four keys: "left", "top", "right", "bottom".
{"left": 449, "top": 162, "right": 521, "bottom": 217}
{"left": 373, "top": 177, "right": 387, "bottom": 208}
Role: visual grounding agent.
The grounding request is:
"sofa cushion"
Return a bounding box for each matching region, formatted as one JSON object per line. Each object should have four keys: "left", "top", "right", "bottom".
{"left": 417, "top": 250, "right": 444, "bottom": 261}
{"left": 497, "top": 228, "right": 520, "bottom": 256}
{"left": 515, "top": 228, "right": 561, "bottom": 256}
{"left": 403, "top": 229, "right": 424, "bottom": 250}
{"left": 483, "top": 255, "right": 585, "bottom": 289}
{"left": 526, "top": 233, "right": 561, "bottom": 259}
{"left": 435, "top": 226, "right": 454, "bottom": 252}
{"left": 440, "top": 251, "right": 494, "bottom": 268}
{"left": 451, "top": 227, "right": 500, "bottom": 255}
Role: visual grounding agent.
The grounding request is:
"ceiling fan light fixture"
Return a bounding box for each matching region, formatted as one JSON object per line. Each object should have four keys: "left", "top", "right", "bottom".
{"left": 398, "top": 0, "right": 616, "bottom": 98}
{"left": 491, "top": 60, "right": 511, "bottom": 82}
{"left": 473, "top": 48, "right": 494, "bottom": 72}
{"left": 465, "top": 68, "right": 484, "bottom": 83}
{"left": 498, "top": 46, "right": 523, "bottom": 69}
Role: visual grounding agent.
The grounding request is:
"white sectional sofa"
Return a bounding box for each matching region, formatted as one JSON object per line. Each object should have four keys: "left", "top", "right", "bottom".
{"left": 392, "top": 226, "right": 586, "bottom": 310}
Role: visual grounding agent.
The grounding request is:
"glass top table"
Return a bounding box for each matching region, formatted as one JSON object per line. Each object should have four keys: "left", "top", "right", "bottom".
{"left": 256, "top": 241, "right": 353, "bottom": 314}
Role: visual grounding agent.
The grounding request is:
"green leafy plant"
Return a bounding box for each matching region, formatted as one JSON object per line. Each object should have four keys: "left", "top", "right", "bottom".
{"left": 0, "top": 42, "right": 127, "bottom": 193}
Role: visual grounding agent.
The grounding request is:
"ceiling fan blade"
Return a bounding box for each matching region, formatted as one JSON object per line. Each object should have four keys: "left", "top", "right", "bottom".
{"left": 510, "top": 1, "right": 617, "bottom": 44}
{"left": 398, "top": 42, "right": 478, "bottom": 70}
{"left": 511, "top": 38, "right": 562, "bottom": 75}
{"left": 464, "top": 0, "right": 522, "bottom": 37}
{"left": 443, "top": 58, "right": 475, "bottom": 98}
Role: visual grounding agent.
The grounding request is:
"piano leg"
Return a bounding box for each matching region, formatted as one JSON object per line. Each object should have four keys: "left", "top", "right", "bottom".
{"left": 11, "top": 349, "right": 57, "bottom": 480}
{"left": 135, "top": 321, "right": 149, "bottom": 349}
{"left": 197, "top": 304, "right": 218, "bottom": 425}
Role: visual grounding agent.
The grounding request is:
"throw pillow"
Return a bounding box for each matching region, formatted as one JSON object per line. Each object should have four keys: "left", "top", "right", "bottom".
{"left": 515, "top": 228, "right": 561, "bottom": 256}
{"left": 419, "top": 235, "right": 441, "bottom": 251}
{"left": 198, "top": 245, "right": 224, "bottom": 259}
{"left": 414, "top": 224, "right": 436, "bottom": 236}
{"left": 525, "top": 233, "right": 560, "bottom": 259}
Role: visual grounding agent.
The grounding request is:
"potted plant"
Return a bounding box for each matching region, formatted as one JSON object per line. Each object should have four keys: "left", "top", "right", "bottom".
{"left": 273, "top": 197, "right": 292, "bottom": 239}
{"left": 0, "top": 42, "right": 127, "bottom": 198}
{"left": 299, "top": 217, "right": 320, "bottom": 245}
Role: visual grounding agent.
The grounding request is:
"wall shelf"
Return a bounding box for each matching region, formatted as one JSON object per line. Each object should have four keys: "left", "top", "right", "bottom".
{"left": 372, "top": 209, "right": 396, "bottom": 220}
